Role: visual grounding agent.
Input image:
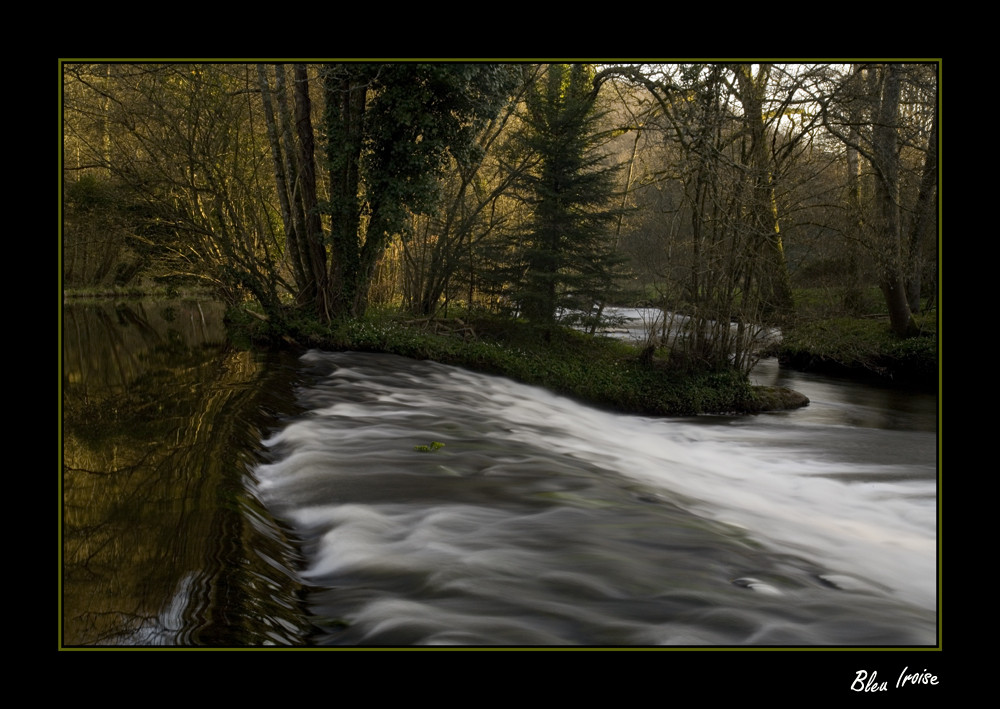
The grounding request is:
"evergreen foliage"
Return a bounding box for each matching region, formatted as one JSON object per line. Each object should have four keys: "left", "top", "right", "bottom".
{"left": 321, "top": 63, "right": 521, "bottom": 318}
{"left": 513, "top": 64, "right": 626, "bottom": 326}
{"left": 64, "top": 61, "right": 938, "bottom": 396}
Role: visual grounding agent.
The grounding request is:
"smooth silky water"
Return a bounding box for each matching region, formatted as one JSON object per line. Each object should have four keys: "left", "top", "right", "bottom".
{"left": 62, "top": 302, "right": 937, "bottom": 647}
{"left": 252, "top": 350, "right": 937, "bottom": 646}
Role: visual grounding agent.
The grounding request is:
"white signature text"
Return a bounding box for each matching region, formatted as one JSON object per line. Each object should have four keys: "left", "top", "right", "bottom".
{"left": 851, "top": 667, "right": 939, "bottom": 692}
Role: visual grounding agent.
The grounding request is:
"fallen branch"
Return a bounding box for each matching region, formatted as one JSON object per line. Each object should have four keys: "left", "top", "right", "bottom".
{"left": 243, "top": 307, "right": 269, "bottom": 322}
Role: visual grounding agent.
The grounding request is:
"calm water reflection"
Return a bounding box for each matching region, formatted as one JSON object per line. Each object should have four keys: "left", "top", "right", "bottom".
{"left": 61, "top": 300, "right": 308, "bottom": 646}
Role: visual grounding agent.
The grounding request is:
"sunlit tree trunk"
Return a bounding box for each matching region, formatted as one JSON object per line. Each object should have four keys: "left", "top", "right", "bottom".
{"left": 733, "top": 63, "right": 793, "bottom": 320}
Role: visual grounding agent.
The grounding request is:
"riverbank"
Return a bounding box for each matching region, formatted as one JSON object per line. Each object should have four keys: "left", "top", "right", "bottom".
{"left": 61, "top": 298, "right": 937, "bottom": 647}
{"left": 229, "top": 309, "right": 806, "bottom": 417}
{"left": 770, "top": 312, "right": 938, "bottom": 390}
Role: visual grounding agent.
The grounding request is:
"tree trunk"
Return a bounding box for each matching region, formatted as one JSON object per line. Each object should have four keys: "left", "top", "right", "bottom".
{"left": 324, "top": 67, "right": 367, "bottom": 318}
{"left": 273, "top": 65, "right": 316, "bottom": 303}
{"left": 843, "top": 119, "right": 866, "bottom": 315}
{"left": 871, "top": 65, "right": 916, "bottom": 337}
{"left": 734, "top": 64, "right": 794, "bottom": 320}
{"left": 292, "top": 64, "right": 330, "bottom": 319}
{"left": 906, "top": 104, "right": 938, "bottom": 313}
{"left": 257, "top": 65, "right": 308, "bottom": 296}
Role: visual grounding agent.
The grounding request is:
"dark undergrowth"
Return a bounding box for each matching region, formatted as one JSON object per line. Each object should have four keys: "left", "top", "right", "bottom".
{"left": 770, "top": 310, "right": 938, "bottom": 389}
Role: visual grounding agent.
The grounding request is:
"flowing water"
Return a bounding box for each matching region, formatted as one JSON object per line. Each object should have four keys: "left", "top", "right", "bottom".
{"left": 61, "top": 302, "right": 938, "bottom": 647}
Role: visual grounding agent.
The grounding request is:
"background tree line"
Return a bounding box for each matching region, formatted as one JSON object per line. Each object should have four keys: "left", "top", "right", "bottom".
{"left": 62, "top": 61, "right": 939, "bottom": 371}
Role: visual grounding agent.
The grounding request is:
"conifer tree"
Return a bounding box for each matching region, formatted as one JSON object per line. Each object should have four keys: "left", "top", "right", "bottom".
{"left": 515, "top": 63, "right": 625, "bottom": 327}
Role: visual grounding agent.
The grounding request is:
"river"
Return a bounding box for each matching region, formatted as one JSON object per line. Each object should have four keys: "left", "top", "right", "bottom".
{"left": 60, "top": 301, "right": 938, "bottom": 648}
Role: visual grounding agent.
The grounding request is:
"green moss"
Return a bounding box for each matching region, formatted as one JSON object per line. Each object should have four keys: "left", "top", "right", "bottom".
{"left": 774, "top": 312, "right": 937, "bottom": 387}
{"left": 244, "top": 311, "right": 765, "bottom": 417}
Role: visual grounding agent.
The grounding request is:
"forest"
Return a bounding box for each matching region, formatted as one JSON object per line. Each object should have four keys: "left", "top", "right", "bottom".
{"left": 61, "top": 61, "right": 939, "bottom": 392}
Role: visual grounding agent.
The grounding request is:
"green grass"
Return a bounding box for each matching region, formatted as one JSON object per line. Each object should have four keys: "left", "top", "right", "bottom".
{"left": 774, "top": 311, "right": 937, "bottom": 386}
{"left": 237, "top": 309, "right": 762, "bottom": 417}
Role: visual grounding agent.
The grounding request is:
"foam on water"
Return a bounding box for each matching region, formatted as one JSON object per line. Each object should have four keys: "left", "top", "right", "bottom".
{"left": 253, "top": 350, "right": 937, "bottom": 645}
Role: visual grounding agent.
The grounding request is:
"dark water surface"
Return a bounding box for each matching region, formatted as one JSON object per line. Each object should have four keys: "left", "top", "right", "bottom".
{"left": 61, "top": 301, "right": 938, "bottom": 647}
{"left": 61, "top": 300, "right": 309, "bottom": 645}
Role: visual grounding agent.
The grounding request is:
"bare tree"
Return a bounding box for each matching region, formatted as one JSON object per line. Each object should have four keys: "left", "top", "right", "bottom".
{"left": 819, "top": 62, "right": 938, "bottom": 336}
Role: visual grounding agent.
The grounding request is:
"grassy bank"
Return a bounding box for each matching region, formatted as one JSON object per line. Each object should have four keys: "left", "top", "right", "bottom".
{"left": 232, "top": 309, "right": 779, "bottom": 417}
{"left": 772, "top": 311, "right": 938, "bottom": 388}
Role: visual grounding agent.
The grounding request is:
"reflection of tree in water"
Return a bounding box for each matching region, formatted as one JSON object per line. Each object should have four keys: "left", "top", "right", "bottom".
{"left": 62, "top": 302, "right": 309, "bottom": 646}
{"left": 62, "top": 300, "right": 229, "bottom": 392}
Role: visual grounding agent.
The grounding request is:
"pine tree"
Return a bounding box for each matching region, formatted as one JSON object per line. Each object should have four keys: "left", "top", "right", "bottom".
{"left": 515, "top": 64, "right": 625, "bottom": 327}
